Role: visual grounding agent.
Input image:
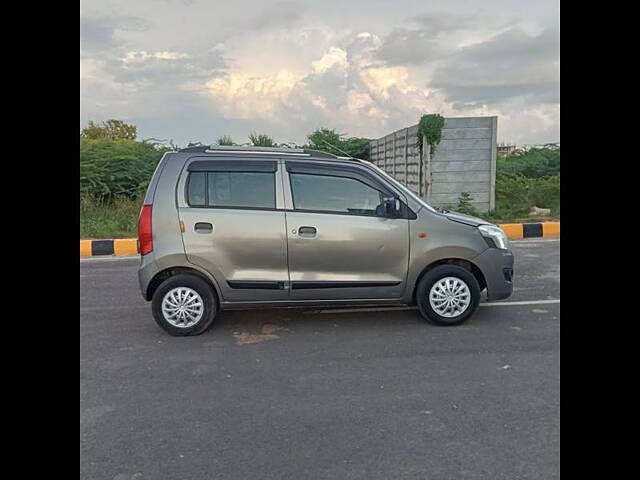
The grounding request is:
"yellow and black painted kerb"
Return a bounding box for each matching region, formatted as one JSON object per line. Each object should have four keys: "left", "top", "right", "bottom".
{"left": 80, "top": 239, "right": 138, "bottom": 257}
{"left": 498, "top": 222, "right": 559, "bottom": 240}
{"left": 80, "top": 222, "right": 559, "bottom": 257}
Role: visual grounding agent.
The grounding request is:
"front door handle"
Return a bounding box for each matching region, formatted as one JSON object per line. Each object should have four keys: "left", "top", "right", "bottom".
{"left": 194, "top": 222, "right": 213, "bottom": 234}
{"left": 298, "top": 226, "right": 317, "bottom": 238}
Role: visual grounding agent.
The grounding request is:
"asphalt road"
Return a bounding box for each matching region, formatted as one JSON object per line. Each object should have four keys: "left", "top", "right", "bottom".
{"left": 80, "top": 239, "right": 560, "bottom": 480}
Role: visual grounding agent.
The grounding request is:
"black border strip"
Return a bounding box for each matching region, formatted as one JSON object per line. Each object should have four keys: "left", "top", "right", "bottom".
{"left": 291, "top": 281, "right": 401, "bottom": 290}
{"left": 522, "top": 223, "right": 543, "bottom": 238}
{"left": 188, "top": 160, "right": 277, "bottom": 172}
{"left": 91, "top": 240, "right": 114, "bottom": 256}
{"left": 227, "top": 281, "right": 285, "bottom": 290}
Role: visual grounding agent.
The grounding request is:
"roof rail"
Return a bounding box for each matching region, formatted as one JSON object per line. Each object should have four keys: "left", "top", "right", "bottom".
{"left": 178, "top": 145, "right": 348, "bottom": 159}
{"left": 206, "top": 145, "right": 307, "bottom": 153}
{"left": 179, "top": 146, "right": 210, "bottom": 152}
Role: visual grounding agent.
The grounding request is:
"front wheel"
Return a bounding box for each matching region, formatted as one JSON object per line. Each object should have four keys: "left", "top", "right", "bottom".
{"left": 416, "top": 265, "right": 481, "bottom": 326}
{"left": 151, "top": 274, "right": 218, "bottom": 336}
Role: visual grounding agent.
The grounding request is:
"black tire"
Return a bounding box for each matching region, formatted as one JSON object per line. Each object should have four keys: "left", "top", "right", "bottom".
{"left": 416, "top": 265, "right": 481, "bottom": 326}
{"left": 151, "top": 274, "right": 218, "bottom": 336}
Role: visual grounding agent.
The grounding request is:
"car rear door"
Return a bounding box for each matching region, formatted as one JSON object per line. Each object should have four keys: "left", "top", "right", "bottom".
{"left": 178, "top": 157, "right": 290, "bottom": 302}
{"left": 283, "top": 160, "right": 410, "bottom": 301}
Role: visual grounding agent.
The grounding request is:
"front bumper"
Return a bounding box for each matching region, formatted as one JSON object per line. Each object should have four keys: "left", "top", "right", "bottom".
{"left": 472, "top": 248, "right": 514, "bottom": 301}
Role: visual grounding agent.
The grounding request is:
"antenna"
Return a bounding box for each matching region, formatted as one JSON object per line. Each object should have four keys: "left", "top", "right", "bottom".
{"left": 316, "top": 138, "right": 353, "bottom": 158}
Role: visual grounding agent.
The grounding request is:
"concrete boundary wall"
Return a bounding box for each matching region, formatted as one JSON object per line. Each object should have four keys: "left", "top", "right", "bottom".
{"left": 369, "top": 116, "right": 497, "bottom": 212}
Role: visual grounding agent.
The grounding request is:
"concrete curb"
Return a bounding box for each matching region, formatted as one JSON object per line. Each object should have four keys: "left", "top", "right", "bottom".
{"left": 79, "top": 222, "right": 560, "bottom": 257}
{"left": 80, "top": 238, "right": 138, "bottom": 257}
{"left": 498, "top": 221, "right": 560, "bottom": 240}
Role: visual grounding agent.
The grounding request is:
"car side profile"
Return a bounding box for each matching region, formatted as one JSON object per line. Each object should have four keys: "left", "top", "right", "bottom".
{"left": 138, "top": 146, "right": 514, "bottom": 336}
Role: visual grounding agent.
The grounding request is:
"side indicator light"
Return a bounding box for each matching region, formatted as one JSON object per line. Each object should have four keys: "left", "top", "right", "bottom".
{"left": 417, "top": 232, "right": 428, "bottom": 238}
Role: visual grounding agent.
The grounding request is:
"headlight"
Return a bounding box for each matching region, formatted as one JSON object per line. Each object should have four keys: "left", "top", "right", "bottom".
{"left": 478, "top": 224, "right": 509, "bottom": 250}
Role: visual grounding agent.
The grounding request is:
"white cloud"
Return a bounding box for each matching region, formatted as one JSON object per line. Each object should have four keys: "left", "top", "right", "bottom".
{"left": 311, "top": 47, "right": 348, "bottom": 73}
{"left": 123, "top": 51, "right": 188, "bottom": 62}
{"left": 206, "top": 70, "right": 301, "bottom": 119}
{"left": 80, "top": 0, "right": 559, "bottom": 146}
{"left": 201, "top": 39, "right": 446, "bottom": 140}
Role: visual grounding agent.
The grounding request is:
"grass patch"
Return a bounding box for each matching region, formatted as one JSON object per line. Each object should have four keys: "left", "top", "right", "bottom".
{"left": 444, "top": 176, "right": 560, "bottom": 223}
{"left": 483, "top": 176, "right": 560, "bottom": 222}
{"left": 80, "top": 196, "right": 141, "bottom": 239}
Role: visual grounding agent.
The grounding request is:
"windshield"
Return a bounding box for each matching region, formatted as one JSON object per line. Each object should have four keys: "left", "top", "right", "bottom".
{"left": 364, "top": 161, "right": 438, "bottom": 214}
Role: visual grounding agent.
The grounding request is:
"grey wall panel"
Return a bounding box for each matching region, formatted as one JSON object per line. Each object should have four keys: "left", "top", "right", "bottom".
{"left": 369, "top": 116, "right": 496, "bottom": 212}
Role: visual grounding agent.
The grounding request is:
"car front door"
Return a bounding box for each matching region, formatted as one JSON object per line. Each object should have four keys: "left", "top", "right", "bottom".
{"left": 283, "top": 160, "right": 410, "bottom": 301}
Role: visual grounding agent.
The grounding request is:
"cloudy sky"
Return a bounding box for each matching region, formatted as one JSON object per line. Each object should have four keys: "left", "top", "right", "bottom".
{"left": 80, "top": 0, "right": 559, "bottom": 147}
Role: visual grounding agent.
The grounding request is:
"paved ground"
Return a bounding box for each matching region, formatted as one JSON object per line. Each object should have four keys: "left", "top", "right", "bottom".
{"left": 80, "top": 239, "right": 560, "bottom": 480}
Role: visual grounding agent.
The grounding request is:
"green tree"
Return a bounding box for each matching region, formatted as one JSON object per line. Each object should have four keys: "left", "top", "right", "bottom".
{"left": 307, "top": 128, "right": 343, "bottom": 154}
{"left": 306, "top": 128, "right": 371, "bottom": 160}
{"left": 217, "top": 135, "right": 234, "bottom": 146}
{"left": 341, "top": 137, "right": 371, "bottom": 160}
{"left": 248, "top": 132, "right": 276, "bottom": 147}
{"left": 81, "top": 119, "right": 138, "bottom": 140}
{"left": 497, "top": 143, "right": 560, "bottom": 179}
{"left": 80, "top": 138, "right": 169, "bottom": 199}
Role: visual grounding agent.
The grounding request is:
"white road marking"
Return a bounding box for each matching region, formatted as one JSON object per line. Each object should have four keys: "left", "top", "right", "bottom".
{"left": 80, "top": 305, "right": 147, "bottom": 311}
{"left": 310, "top": 299, "right": 560, "bottom": 314}
{"left": 80, "top": 255, "right": 139, "bottom": 263}
{"left": 511, "top": 238, "right": 560, "bottom": 245}
{"left": 81, "top": 299, "right": 560, "bottom": 317}
{"left": 81, "top": 299, "right": 560, "bottom": 313}
{"left": 481, "top": 299, "right": 560, "bottom": 307}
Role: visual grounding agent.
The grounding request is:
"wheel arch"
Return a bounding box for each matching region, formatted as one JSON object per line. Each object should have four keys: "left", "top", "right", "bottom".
{"left": 410, "top": 258, "right": 487, "bottom": 305}
{"left": 145, "top": 265, "right": 222, "bottom": 302}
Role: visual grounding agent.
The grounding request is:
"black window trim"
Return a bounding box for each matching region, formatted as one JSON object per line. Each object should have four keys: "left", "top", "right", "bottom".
{"left": 187, "top": 159, "right": 277, "bottom": 172}
{"left": 286, "top": 161, "right": 394, "bottom": 195}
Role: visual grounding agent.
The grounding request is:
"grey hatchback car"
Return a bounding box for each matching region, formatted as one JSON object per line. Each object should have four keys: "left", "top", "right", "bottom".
{"left": 138, "top": 146, "right": 513, "bottom": 336}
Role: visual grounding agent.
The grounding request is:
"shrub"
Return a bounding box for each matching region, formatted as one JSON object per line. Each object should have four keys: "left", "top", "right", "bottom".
{"left": 454, "top": 192, "right": 479, "bottom": 216}
{"left": 248, "top": 132, "right": 276, "bottom": 147}
{"left": 306, "top": 128, "right": 371, "bottom": 160}
{"left": 497, "top": 144, "right": 560, "bottom": 179}
{"left": 493, "top": 175, "right": 560, "bottom": 218}
{"left": 81, "top": 119, "right": 137, "bottom": 140}
{"left": 416, "top": 113, "right": 445, "bottom": 155}
{"left": 80, "top": 138, "right": 169, "bottom": 199}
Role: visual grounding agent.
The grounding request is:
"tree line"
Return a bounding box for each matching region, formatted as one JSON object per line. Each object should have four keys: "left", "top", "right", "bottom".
{"left": 80, "top": 120, "right": 372, "bottom": 199}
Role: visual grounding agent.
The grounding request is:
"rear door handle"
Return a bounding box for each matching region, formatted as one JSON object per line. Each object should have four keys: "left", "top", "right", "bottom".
{"left": 298, "top": 226, "right": 317, "bottom": 237}
{"left": 194, "top": 222, "right": 213, "bottom": 234}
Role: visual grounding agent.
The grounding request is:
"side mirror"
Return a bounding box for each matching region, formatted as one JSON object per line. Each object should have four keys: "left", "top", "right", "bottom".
{"left": 383, "top": 196, "right": 401, "bottom": 217}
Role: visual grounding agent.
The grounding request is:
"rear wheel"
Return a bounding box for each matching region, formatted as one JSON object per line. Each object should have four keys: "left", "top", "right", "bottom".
{"left": 151, "top": 274, "right": 218, "bottom": 336}
{"left": 416, "top": 265, "right": 480, "bottom": 326}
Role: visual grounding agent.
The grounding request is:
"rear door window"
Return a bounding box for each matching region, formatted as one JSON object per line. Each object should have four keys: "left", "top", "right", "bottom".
{"left": 187, "top": 171, "right": 275, "bottom": 209}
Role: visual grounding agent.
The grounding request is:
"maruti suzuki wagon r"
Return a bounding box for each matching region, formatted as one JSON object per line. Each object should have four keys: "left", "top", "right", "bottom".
{"left": 138, "top": 145, "right": 513, "bottom": 336}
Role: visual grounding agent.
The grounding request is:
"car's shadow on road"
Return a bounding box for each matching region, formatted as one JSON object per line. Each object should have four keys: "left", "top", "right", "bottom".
{"left": 193, "top": 304, "right": 508, "bottom": 346}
